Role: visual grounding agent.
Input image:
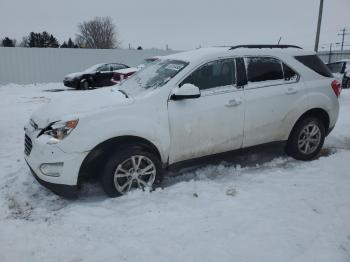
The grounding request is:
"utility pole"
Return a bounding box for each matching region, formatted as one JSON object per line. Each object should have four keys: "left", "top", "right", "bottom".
{"left": 314, "top": 0, "right": 324, "bottom": 52}
{"left": 321, "top": 42, "right": 340, "bottom": 63}
{"left": 338, "top": 28, "right": 350, "bottom": 52}
{"left": 328, "top": 43, "right": 333, "bottom": 63}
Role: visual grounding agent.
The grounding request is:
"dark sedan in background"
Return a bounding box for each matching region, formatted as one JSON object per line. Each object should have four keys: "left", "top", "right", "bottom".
{"left": 63, "top": 63, "right": 130, "bottom": 89}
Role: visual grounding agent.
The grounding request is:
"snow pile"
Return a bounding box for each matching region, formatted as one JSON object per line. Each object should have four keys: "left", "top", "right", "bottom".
{"left": 0, "top": 83, "right": 350, "bottom": 262}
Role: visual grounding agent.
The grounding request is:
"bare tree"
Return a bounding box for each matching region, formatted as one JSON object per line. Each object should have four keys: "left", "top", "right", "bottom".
{"left": 19, "top": 36, "right": 29, "bottom": 47}
{"left": 76, "top": 16, "right": 120, "bottom": 49}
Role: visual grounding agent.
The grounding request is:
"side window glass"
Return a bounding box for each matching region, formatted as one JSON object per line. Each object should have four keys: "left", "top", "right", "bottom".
{"left": 327, "top": 62, "right": 343, "bottom": 74}
{"left": 112, "top": 64, "right": 125, "bottom": 71}
{"left": 246, "top": 57, "right": 283, "bottom": 82}
{"left": 283, "top": 63, "right": 298, "bottom": 81}
{"left": 98, "top": 65, "right": 109, "bottom": 72}
{"left": 181, "top": 59, "right": 236, "bottom": 90}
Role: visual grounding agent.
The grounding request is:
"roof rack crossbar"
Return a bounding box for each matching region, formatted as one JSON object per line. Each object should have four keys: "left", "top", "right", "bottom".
{"left": 229, "top": 45, "right": 302, "bottom": 50}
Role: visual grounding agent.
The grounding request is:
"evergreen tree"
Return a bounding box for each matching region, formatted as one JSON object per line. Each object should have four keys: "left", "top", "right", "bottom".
{"left": 67, "top": 38, "right": 74, "bottom": 48}
{"left": 27, "top": 31, "right": 59, "bottom": 48}
{"left": 60, "top": 41, "right": 68, "bottom": 48}
{"left": 48, "top": 34, "right": 59, "bottom": 47}
{"left": 2, "top": 37, "right": 15, "bottom": 47}
{"left": 60, "top": 38, "right": 79, "bottom": 48}
{"left": 28, "top": 32, "right": 37, "bottom": 47}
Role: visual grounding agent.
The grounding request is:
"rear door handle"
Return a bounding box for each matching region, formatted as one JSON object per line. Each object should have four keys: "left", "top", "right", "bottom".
{"left": 286, "top": 87, "right": 298, "bottom": 94}
{"left": 225, "top": 99, "right": 242, "bottom": 107}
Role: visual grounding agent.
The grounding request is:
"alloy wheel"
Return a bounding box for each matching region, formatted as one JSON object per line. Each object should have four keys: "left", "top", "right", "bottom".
{"left": 113, "top": 155, "right": 156, "bottom": 195}
{"left": 297, "top": 123, "right": 321, "bottom": 155}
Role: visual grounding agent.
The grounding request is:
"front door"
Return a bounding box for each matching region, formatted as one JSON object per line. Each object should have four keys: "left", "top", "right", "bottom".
{"left": 168, "top": 58, "right": 244, "bottom": 164}
{"left": 95, "top": 64, "right": 113, "bottom": 87}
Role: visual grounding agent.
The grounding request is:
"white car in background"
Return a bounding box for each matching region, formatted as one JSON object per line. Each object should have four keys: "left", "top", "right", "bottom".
{"left": 327, "top": 59, "right": 350, "bottom": 89}
{"left": 24, "top": 45, "right": 340, "bottom": 198}
{"left": 112, "top": 57, "right": 161, "bottom": 83}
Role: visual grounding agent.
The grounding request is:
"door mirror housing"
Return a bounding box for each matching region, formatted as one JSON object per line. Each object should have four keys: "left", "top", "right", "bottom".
{"left": 171, "top": 84, "right": 201, "bottom": 100}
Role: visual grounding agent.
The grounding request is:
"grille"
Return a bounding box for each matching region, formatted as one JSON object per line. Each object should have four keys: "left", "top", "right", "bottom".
{"left": 24, "top": 134, "right": 33, "bottom": 156}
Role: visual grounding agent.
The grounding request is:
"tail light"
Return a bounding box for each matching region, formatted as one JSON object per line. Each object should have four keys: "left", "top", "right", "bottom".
{"left": 331, "top": 80, "right": 341, "bottom": 97}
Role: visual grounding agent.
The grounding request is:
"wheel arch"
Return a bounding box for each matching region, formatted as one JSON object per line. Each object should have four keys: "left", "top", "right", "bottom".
{"left": 288, "top": 108, "right": 330, "bottom": 142}
{"left": 78, "top": 135, "right": 162, "bottom": 183}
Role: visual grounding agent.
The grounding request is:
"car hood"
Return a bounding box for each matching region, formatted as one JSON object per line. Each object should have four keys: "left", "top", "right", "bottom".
{"left": 65, "top": 72, "right": 84, "bottom": 80}
{"left": 31, "top": 88, "right": 132, "bottom": 128}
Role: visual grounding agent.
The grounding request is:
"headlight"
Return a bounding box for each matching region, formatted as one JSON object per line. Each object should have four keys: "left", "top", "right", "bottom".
{"left": 43, "top": 119, "right": 79, "bottom": 144}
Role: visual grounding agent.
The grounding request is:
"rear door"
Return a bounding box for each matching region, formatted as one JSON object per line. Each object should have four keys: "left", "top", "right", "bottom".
{"left": 168, "top": 58, "right": 245, "bottom": 163}
{"left": 243, "top": 56, "right": 303, "bottom": 147}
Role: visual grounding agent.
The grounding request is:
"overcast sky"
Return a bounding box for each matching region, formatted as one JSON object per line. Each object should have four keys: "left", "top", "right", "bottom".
{"left": 0, "top": 0, "right": 349, "bottom": 51}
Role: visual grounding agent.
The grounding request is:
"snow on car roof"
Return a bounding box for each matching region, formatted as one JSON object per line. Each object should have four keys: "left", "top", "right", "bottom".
{"left": 163, "top": 46, "right": 315, "bottom": 64}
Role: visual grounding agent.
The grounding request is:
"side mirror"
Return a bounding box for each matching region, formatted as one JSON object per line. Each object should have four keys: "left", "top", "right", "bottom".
{"left": 171, "top": 84, "right": 201, "bottom": 100}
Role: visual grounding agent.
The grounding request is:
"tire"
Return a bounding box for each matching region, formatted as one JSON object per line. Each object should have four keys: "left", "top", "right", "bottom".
{"left": 286, "top": 117, "right": 325, "bottom": 161}
{"left": 80, "top": 79, "right": 90, "bottom": 90}
{"left": 344, "top": 78, "right": 350, "bottom": 89}
{"left": 101, "top": 145, "right": 163, "bottom": 197}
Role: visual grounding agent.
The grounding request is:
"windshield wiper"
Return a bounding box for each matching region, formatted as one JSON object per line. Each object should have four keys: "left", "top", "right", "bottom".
{"left": 118, "top": 90, "right": 129, "bottom": 98}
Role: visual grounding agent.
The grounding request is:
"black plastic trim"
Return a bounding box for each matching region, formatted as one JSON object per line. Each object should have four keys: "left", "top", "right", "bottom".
{"left": 167, "top": 141, "right": 287, "bottom": 172}
{"left": 235, "top": 57, "right": 248, "bottom": 87}
{"left": 170, "top": 94, "right": 201, "bottom": 100}
{"left": 229, "top": 45, "right": 302, "bottom": 50}
{"left": 25, "top": 160, "right": 78, "bottom": 199}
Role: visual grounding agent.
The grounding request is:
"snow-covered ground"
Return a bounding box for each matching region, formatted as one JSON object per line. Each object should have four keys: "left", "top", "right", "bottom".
{"left": 0, "top": 83, "right": 350, "bottom": 262}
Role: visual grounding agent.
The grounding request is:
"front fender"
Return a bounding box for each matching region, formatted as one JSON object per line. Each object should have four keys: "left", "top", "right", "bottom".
{"left": 58, "top": 102, "right": 170, "bottom": 164}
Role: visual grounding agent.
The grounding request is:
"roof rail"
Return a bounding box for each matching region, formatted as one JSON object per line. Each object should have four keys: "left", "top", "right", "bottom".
{"left": 229, "top": 45, "right": 302, "bottom": 50}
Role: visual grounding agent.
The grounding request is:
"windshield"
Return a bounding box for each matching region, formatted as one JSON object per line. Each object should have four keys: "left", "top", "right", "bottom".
{"left": 117, "top": 59, "right": 188, "bottom": 97}
{"left": 83, "top": 64, "right": 104, "bottom": 73}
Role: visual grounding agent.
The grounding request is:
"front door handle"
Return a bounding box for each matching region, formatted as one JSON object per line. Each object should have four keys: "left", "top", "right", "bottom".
{"left": 286, "top": 87, "right": 298, "bottom": 95}
{"left": 225, "top": 99, "right": 242, "bottom": 107}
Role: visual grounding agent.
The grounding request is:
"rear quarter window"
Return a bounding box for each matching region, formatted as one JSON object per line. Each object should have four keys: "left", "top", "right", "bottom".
{"left": 295, "top": 55, "right": 333, "bottom": 78}
{"left": 327, "top": 62, "right": 345, "bottom": 74}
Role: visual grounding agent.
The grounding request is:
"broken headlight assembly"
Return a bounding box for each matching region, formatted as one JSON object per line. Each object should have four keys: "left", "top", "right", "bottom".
{"left": 40, "top": 119, "right": 79, "bottom": 144}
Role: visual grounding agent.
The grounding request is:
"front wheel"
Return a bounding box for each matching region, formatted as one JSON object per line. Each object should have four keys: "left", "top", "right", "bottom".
{"left": 80, "top": 79, "right": 90, "bottom": 90}
{"left": 286, "top": 117, "right": 325, "bottom": 161}
{"left": 101, "top": 145, "right": 163, "bottom": 197}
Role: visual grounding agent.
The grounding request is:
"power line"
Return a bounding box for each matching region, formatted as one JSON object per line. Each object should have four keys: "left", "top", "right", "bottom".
{"left": 338, "top": 28, "right": 350, "bottom": 52}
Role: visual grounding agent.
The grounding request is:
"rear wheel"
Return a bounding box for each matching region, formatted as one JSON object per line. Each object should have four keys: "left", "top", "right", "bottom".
{"left": 286, "top": 117, "right": 325, "bottom": 161}
{"left": 101, "top": 145, "right": 163, "bottom": 197}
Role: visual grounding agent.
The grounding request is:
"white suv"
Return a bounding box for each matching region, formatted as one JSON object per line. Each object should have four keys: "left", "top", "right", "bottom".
{"left": 24, "top": 45, "right": 340, "bottom": 198}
